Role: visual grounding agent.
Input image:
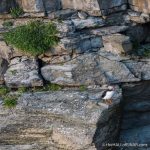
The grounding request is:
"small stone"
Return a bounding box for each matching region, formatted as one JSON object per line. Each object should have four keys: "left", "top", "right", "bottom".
{"left": 4, "top": 57, "right": 43, "bottom": 88}
{"left": 77, "top": 11, "right": 88, "bottom": 19}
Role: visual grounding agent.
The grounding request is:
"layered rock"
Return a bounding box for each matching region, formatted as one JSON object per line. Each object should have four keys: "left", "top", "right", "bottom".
{"left": 41, "top": 52, "right": 140, "bottom": 86}
{"left": 0, "top": 88, "right": 122, "bottom": 150}
{"left": 4, "top": 57, "right": 43, "bottom": 88}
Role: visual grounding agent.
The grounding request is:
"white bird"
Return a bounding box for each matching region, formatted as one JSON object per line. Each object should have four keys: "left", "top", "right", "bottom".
{"left": 101, "top": 86, "right": 115, "bottom": 105}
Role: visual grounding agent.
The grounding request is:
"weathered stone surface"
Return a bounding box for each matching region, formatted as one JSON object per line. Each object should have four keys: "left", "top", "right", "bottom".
{"left": 4, "top": 56, "right": 43, "bottom": 88}
{"left": 129, "top": 0, "right": 150, "bottom": 14}
{"left": 21, "top": 0, "right": 44, "bottom": 12}
{"left": 90, "top": 26, "right": 128, "bottom": 36}
{"left": 40, "top": 54, "right": 72, "bottom": 64}
{"left": 72, "top": 17, "right": 105, "bottom": 30}
{"left": 78, "top": 11, "right": 88, "bottom": 19}
{"left": 0, "top": 40, "right": 12, "bottom": 61}
{"left": 125, "top": 10, "right": 150, "bottom": 23}
{"left": 41, "top": 53, "right": 139, "bottom": 86}
{"left": 0, "top": 58, "right": 8, "bottom": 85}
{"left": 102, "top": 34, "right": 133, "bottom": 55}
{"left": 123, "top": 60, "right": 150, "bottom": 80}
{"left": 0, "top": 40, "right": 25, "bottom": 61}
{"left": 61, "top": 0, "right": 102, "bottom": 16}
{"left": 48, "top": 9, "right": 77, "bottom": 19}
{"left": 99, "top": 0, "right": 127, "bottom": 15}
{"left": 58, "top": 34, "right": 103, "bottom": 54}
{"left": 0, "top": 88, "right": 121, "bottom": 149}
{"left": 61, "top": 0, "right": 127, "bottom": 16}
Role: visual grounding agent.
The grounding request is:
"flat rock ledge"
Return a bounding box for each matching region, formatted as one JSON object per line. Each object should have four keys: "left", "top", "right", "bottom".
{"left": 0, "top": 88, "right": 121, "bottom": 150}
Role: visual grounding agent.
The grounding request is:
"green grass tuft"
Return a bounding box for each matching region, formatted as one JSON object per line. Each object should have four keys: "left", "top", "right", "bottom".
{"left": 10, "top": 7, "right": 24, "bottom": 18}
{"left": 79, "top": 85, "right": 87, "bottom": 91}
{"left": 3, "top": 96, "right": 17, "bottom": 108}
{"left": 0, "top": 87, "right": 9, "bottom": 97}
{"left": 17, "top": 87, "right": 28, "bottom": 94}
{"left": 46, "top": 83, "right": 62, "bottom": 91}
{"left": 2, "top": 21, "right": 13, "bottom": 28}
{"left": 3, "top": 21, "right": 59, "bottom": 56}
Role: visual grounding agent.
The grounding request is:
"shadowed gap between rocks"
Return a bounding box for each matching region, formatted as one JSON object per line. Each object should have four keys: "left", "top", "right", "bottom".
{"left": 119, "top": 81, "right": 150, "bottom": 150}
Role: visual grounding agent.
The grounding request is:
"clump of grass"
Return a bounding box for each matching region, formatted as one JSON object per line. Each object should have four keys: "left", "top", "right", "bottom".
{"left": 46, "top": 83, "right": 62, "bottom": 91}
{"left": 32, "top": 83, "right": 62, "bottom": 92}
{"left": 17, "top": 87, "right": 28, "bottom": 94}
{"left": 3, "top": 96, "right": 17, "bottom": 108}
{"left": 0, "top": 87, "right": 9, "bottom": 97}
{"left": 79, "top": 85, "right": 87, "bottom": 91}
{"left": 2, "top": 21, "right": 13, "bottom": 28}
{"left": 143, "top": 49, "right": 150, "bottom": 57}
{"left": 10, "top": 7, "right": 24, "bottom": 18}
{"left": 3, "top": 21, "right": 59, "bottom": 56}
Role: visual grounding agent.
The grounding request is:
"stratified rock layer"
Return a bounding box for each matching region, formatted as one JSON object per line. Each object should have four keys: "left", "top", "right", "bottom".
{"left": 0, "top": 88, "right": 121, "bottom": 150}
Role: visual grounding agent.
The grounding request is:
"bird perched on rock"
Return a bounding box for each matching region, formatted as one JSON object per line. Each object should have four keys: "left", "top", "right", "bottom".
{"left": 101, "top": 86, "right": 115, "bottom": 105}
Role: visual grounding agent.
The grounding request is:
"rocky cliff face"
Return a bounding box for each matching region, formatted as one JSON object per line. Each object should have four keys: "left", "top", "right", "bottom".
{"left": 0, "top": 0, "right": 150, "bottom": 150}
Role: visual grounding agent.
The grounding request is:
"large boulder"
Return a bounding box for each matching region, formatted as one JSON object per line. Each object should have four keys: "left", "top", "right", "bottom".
{"left": 4, "top": 56, "right": 43, "bottom": 88}
{"left": 41, "top": 52, "right": 139, "bottom": 86}
{"left": 0, "top": 88, "right": 122, "bottom": 149}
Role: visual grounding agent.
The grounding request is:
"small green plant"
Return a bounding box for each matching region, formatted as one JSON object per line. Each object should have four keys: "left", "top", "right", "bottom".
{"left": 2, "top": 21, "right": 13, "bottom": 28}
{"left": 10, "top": 7, "right": 24, "bottom": 18}
{"left": 3, "top": 96, "right": 17, "bottom": 108}
{"left": 45, "top": 83, "right": 62, "bottom": 91}
{"left": 0, "top": 87, "right": 9, "bottom": 97}
{"left": 3, "top": 21, "right": 59, "bottom": 56}
{"left": 143, "top": 49, "right": 150, "bottom": 57}
{"left": 10, "top": 70, "right": 17, "bottom": 75}
{"left": 79, "top": 85, "right": 87, "bottom": 91}
{"left": 17, "top": 87, "right": 28, "bottom": 94}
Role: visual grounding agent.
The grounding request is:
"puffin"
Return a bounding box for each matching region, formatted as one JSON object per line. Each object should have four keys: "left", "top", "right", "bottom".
{"left": 101, "top": 86, "right": 115, "bottom": 105}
